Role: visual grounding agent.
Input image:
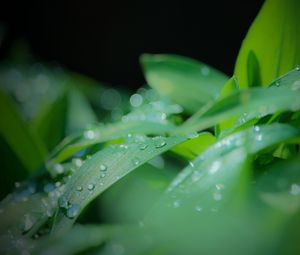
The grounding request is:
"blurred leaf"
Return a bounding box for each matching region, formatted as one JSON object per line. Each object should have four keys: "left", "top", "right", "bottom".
{"left": 66, "top": 89, "right": 98, "bottom": 134}
{"left": 154, "top": 124, "right": 300, "bottom": 221}
{"left": 234, "top": 0, "right": 300, "bottom": 88}
{"left": 34, "top": 224, "right": 113, "bottom": 255}
{"left": 247, "top": 50, "right": 261, "bottom": 87}
{"left": 171, "top": 132, "right": 216, "bottom": 160}
{"left": 49, "top": 101, "right": 179, "bottom": 163}
{"left": 140, "top": 54, "right": 228, "bottom": 114}
{"left": 257, "top": 156, "right": 300, "bottom": 214}
{"left": 31, "top": 92, "right": 68, "bottom": 151}
{"left": 0, "top": 89, "right": 46, "bottom": 173}
{"left": 49, "top": 121, "right": 176, "bottom": 164}
{"left": 177, "top": 69, "right": 300, "bottom": 135}
{"left": 215, "top": 76, "right": 239, "bottom": 135}
{"left": 100, "top": 163, "right": 175, "bottom": 223}
{"left": 52, "top": 135, "right": 185, "bottom": 234}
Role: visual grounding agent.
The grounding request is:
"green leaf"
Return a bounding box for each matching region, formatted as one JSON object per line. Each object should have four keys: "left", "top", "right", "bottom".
{"left": 100, "top": 163, "right": 175, "bottom": 223}
{"left": 0, "top": 89, "right": 46, "bottom": 173}
{"left": 140, "top": 54, "right": 228, "bottom": 114}
{"left": 49, "top": 101, "right": 179, "bottom": 163}
{"left": 34, "top": 224, "right": 113, "bottom": 255}
{"left": 49, "top": 121, "right": 176, "bottom": 164}
{"left": 52, "top": 135, "right": 185, "bottom": 234}
{"left": 31, "top": 92, "right": 68, "bottom": 151}
{"left": 256, "top": 156, "right": 300, "bottom": 214}
{"left": 171, "top": 132, "right": 216, "bottom": 160}
{"left": 66, "top": 89, "right": 98, "bottom": 134}
{"left": 215, "top": 76, "right": 239, "bottom": 135}
{"left": 176, "top": 69, "right": 300, "bottom": 135}
{"left": 156, "top": 123, "right": 300, "bottom": 217}
{"left": 234, "top": 0, "right": 300, "bottom": 88}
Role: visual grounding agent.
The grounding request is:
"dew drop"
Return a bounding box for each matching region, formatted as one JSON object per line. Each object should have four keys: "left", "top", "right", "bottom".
{"left": 76, "top": 186, "right": 83, "bottom": 192}
{"left": 58, "top": 197, "right": 69, "bottom": 209}
{"left": 256, "top": 134, "right": 263, "bottom": 141}
{"left": 291, "top": 80, "right": 300, "bottom": 91}
{"left": 84, "top": 130, "right": 96, "bottom": 139}
{"left": 99, "top": 164, "right": 107, "bottom": 171}
{"left": 66, "top": 204, "right": 80, "bottom": 219}
{"left": 253, "top": 126, "right": 260, "bottom": 132}
{"left": 213, "top": 192, "right": 222, "bottom": 201}
{"left": 195, "top": 205, "right": 202, "bottom": 212}
{"left": 296, "top": 66, "right": 300, "bottom": 71}
{"left": 187, "top": 132, "right": 199, "bottom": 139}
{"left": 139, "top": 143, "right": 148, "bottom": 150}
{"left": 87, "top": 184, "right": 95, "bottom": 191}
{"left": 290, "top": 184, "right": 300, "bottom": 195}
{"left": 189, "top": 161, "right": 195, "bottom": 168}
{"left": 100, "top": 172, "right": 106, "bottom": 178}
{"left": 215, "top": 183, "right": 225, "bottom": 190}
{"left": 209, "top": 161, "right": 221, "bottom": 175}
{"left": 173, "top": 200, "right": 181, "bottom": 208}
{"left": 119, "top": 144, "right": 128, "bottom": 150}
{"left": 43, "top": 183, "right": 55, "bottom": 193}
{"left": 53, "top": 164, "right": 64, "bottom": 175}
{"left": 275, "top": 81, "right": 280, "bottom": 87}
{"left": 22, "top": 214, "right": 35, "bottom": 233}
{"left": 130, "top": 93, "right": 143, "bottom": 107}
{"left": 72, "top": 158, "right": 83, "bottom": 167}
{"left": 153, "top": 137, "right": 167, "bottom": 148}
{"left": 132, "top": 157, "right": 140, "bottom": 166}
{"left": 201, "top": 65, "right": 210, "bottom": 76}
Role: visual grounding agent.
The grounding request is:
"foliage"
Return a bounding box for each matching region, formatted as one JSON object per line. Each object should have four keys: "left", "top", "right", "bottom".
{"left": 0, "top": 0, "right": 300, "bottom": 254}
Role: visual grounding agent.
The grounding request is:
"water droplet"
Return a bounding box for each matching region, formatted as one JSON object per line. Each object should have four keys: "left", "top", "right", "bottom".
{"left": 53, "top": 164, "right": 64, "bottom": 175}
{"left": 139, "top": 143, "right": 148, "bottom": 150}
{"left": 119, "top": 144, "right": 128, "bottom": 150}
{"left": 153, "top": 136, "right": 167, "bottom": 148}
{"left": 215, "top": 183, "right": 225, "bottom": 190}
{"left": 15, "top": 182, "right": 21, "bottom": 188}
{"left": 189, "top": 161, "right": 195, "bottom": 168}
{"left": 72, "top": 158, "right": 83, "bottom": 167}
{"left": 290, "top": 184, "right": 300, "bottom": 195}
{"left": 173, "top": 200, "right": 181, "bottom": 208}
{"left": 99, "top": 164, "right": 107, "bottom": 171}
{"left": 87, "top": 184, "right": 95, "bottom": 191}
{"left": 209, "top": 161, "right": 221, "bottom": 175}
{"left": 256, "top": 134, "right": 263, "bottom": 141}
{"left": 55, "top": 181, "right": 62, "bottom": 187}
{"left": 58, "top": 197, "right": 69, "bottom": 209}
{"left": 132, "top": 157, "right": 140, "bottom": 166}
{"left": 43, "top": 183, "right": 55, "bottom": 193}
{"left": 100, "top": 173, "right": 106, "bottom": 178}
{"left": 66, "top": 204, "right": 80, "bottom": 219}
{"left": 84, "top": 130, "right": 96, "bottom": 139}
{"left": 22, "top": 214, "right": 35, "bottom": 233}
{"left": 253, "top": 126, "right": 260, "bottom": 132}
{"left": 275, "top": 81, "right": 280, "bottom": 87}
{"left": 213, "top": 192, "right": 222, "bottom": 201}
{"left": 130, "top": 93, "right": 143, "bottom": 107}
{"left": 76, "top": 186, "right": 83, "bottom": 192}
{"left": 291, "top": 80, "right": 300, "bottom": 91}
{"left": 201, "top": 65, "right": 210, "bottom": 76}
{"left": 187, "top": 132, "right": 199, "bottom": 139}
{"left": 296, "top": 66, "right": 300, "bottom": 71}
{"left": 195, "top": 205, "right": 202, "bottom": 212}
{"left": 192, "top": 171, "right": 203, "bottom": 182}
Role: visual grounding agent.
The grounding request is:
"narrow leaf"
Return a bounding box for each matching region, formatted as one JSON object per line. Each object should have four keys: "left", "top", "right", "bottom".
{"left": 234, "top": 0, "right": 300, "bottom": 88}
{"left": 141, "top": 54, "right": 228, "bottom": 114}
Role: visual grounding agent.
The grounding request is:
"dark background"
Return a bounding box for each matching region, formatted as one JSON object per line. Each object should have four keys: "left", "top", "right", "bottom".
{"left": 0, "top": 0, "right": 263, "bottom": 90}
